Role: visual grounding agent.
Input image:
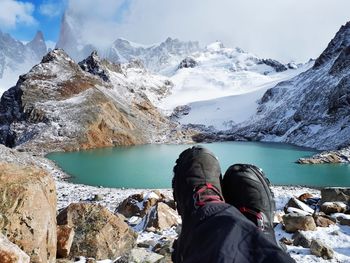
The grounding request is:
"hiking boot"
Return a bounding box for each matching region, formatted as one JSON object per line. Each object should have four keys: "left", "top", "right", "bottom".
{"left": 172, "top": 146, "right": 224, "bottom": 218}
{"left": 222, "top": 164, "right": 277, "bottom": 244}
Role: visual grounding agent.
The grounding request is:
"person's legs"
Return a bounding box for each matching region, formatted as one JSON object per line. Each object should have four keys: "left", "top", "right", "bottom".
{"left": 172, "top": 147, "right": 295, "bottom": 263}
{"left": 222, "top": 164, "right": 277, "bottom": 245}
{"left": 172, "top": 145, "right": 224, "bottom": 218}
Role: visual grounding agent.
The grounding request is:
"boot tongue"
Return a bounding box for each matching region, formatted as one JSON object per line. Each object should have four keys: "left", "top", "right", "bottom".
{"left": 193, "top": 183, "right": 225, "bottom": 208}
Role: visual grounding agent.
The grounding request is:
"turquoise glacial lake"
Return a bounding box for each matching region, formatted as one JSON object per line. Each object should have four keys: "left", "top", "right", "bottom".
{"left": 47, "top": 142, "right": 350, "bottom": 188}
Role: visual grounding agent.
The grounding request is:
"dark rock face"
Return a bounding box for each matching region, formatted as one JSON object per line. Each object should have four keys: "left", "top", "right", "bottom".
{"left": 78, "top": 51, "right": 110, "bottom": 82}
{"left": 260, "top": 59, "right": 288, "bottom": 72}
{"left": 328, "top": 75, "right": 350, "bottom": 115}
{"left": 178, "top": 57, "right": 198, "bottom": 69}
{"left": 314, "top": 21, "right": 350, "bottom": 69}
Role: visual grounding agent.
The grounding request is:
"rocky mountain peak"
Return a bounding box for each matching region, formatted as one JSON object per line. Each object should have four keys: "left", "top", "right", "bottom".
{"left": 78, "top": 51, "right": 110, "bottom": 82}
{"left": 314, "top": 21, "right": 350, "bottom": 69}
{"left": 41, "top": 49, "right": 74, "bottom": 64}
{"left": 55, "top": 12, "right": 79, "bottom": 60}
{"left": 26, "top": 31, "right": 47, "bottom": 59}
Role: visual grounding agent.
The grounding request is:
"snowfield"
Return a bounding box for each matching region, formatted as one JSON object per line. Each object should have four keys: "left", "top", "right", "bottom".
{"left": 158, "top": 41, "right": 312, "bottom": 130}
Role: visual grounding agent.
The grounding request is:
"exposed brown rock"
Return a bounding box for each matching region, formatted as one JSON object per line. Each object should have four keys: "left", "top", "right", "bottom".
{"left": 279, "top": 237, "right": 293, "bottom": 246}
{"left": 310, "top": 239, "right": 334, "bottom": 259}
{"left": 57, "top": 203, "right": 137, "bottom": 260}
{"left": 116, "top": 191, "right": 167, "bottom": 218}
{"left": 145, "top": 202, "right": 180, "bottom": 230}
{"left": 313, "top": 214, "right": 336, "bottom": 227}
{"left": 0, "top": 162, "right": 57, "bottom": 263}
{"left": 298, "top": 193, "right": 314, "bottom": 202}
{"left": 320, "top": 202, "right": 347, "bottom": 214}
{"left": 57, "top": 225, "right": 75, "bottom": 258}
{"left": 282, "top": 214, "right": 317, "bottom": 233}
{"left": 0, "top": 233, "right": 30, "bottom": 263}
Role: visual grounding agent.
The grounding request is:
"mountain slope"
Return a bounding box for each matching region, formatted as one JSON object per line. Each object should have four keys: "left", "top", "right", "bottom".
{"left": 219, "top": 21, "right": 350, "bottom": 150}
{"left": 0, "top": 49, "right": 189, "bottom": 153}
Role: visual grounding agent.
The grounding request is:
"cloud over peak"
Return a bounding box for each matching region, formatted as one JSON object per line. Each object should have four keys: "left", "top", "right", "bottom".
{"left": 0, "top": 0, "right": 36, "bottom": 28}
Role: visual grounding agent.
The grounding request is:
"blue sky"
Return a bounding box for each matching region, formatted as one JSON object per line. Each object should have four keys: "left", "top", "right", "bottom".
{"left": 0, "top": 0, "right": 65, "bottom": 42}
{"left": 0, "top": 0, "right": 130, "bottom": 43}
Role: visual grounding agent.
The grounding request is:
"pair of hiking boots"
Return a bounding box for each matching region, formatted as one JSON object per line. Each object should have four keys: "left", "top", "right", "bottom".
{"left": 172, "top": 145, "right": 277, "bottom": 245}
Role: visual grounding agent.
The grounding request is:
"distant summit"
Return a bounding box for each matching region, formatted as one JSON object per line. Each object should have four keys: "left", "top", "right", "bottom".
{"left": 0, "top": 30, "right": 47, "bottom": 93}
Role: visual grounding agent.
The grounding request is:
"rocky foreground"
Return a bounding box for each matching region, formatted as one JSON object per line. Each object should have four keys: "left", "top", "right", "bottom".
{"left": 1, "top": 144, "right": 350, "bottom": 263}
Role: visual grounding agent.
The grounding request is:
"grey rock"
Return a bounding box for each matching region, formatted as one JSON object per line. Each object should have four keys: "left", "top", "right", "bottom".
{"left": 178, "top": 57, "right": 198, "bottom": 69}
{"left": 284, "top": 197, "right": 314, "bottom": 214}
{"left": 260, "top": 59, "right": 288, "bottom": 72}
{"left": 292, "top": 231, "right": 312, "bottom": 248}
{"left": 321, "top": 187, "right": 350, "bottom": 203}
{"left": 310, "top": 239, "right": 334, "bottom": 259}
{"left": 127, "top": 248, "right": 164, "bottom": 263}
{"left": 339, "top": 218, "right": 350, "bottom": 226}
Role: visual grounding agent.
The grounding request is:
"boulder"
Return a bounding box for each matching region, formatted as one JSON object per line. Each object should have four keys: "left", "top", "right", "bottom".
{"left": 321, "top": 188, "right": 350, "bottom": 203}
{"left": 339, "top": 218, "right": 350, "bottom": 226}
{"left": 127, "top": 248, "right": 164, "bottom": 263}
{"left": 292, "top": 232, "right": 311, "bottom": 248}
{"left": 57, "top": 225, "right": 75, "bottom": 258}
{"left": 279, "top": 237, "right": 293, "bottom": 246}
{"left": 135, "top": 202, "right": 180, "bottom": 231}
{"left": 310, "top": 239, "right": 334, "bottom": 259}
{"left": 116, "top": 191, "right": 166, "bottom": 218}
{"left": 152, "top": 237, "right": 175, "bottom": 262}
{"left": 298, "top": 193, "right": 314, "bottom": 202}
{"left": 0, "top": 233, "right": 30, "bottom": 263}
{"left": 284, "top": 197, "right": 314, "bottom": 214}
{"left": 0, "top": 162, "right": 57, "bottom": 263}
{"left": 313, "top": 214, "right": 336, "bottom": 227}
{"left": 320, "top": 202, "right": 347, "bottom": 214}
{"left": 57, "top": 203, "right": 137, "bottom": 260}
{"left": 282, "top": 214, "right": 317, "bottom": 233}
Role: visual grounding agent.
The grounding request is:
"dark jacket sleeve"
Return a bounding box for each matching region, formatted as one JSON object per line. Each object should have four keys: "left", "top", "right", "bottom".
{"left": 173, "top": 204, "right": 295, "bottom": 263}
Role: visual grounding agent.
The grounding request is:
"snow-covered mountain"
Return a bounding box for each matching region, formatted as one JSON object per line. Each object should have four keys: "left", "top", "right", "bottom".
{"left": 56, "top": 12, "right": 200, "bottom": 73}
{"left": 163, "top": 41, "right": 308, "bottom": 121}
{"left": 0, "top": 30, "right": 47, "bottom": 94}
{"left": 191, "top": 21, "right": 350, "bottom": 151}
{"left": 0, "top": 49, "right": 193, "bottom": 153}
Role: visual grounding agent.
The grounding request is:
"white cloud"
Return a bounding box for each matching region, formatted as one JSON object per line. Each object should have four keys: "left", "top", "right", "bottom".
{"left": 66, "top": 0, "right": 350, "bottom": 62}
{"left": 39, "top": 1, "right": 64, "bottom": 18}
{"left": 65, "top": 0, "right": 126, "bottom": 48}
{"left": 0, "top": 0, "right": 36, "bottom": 28}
